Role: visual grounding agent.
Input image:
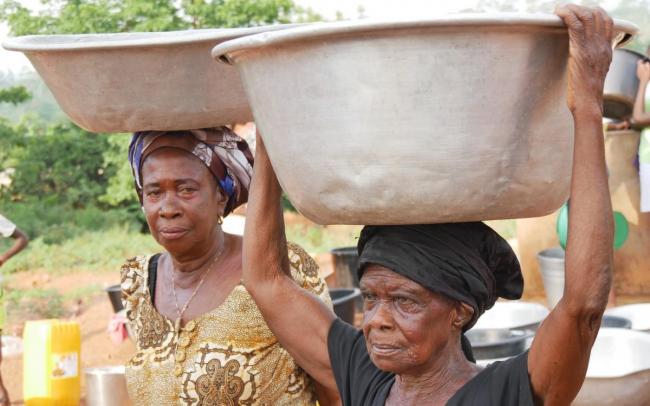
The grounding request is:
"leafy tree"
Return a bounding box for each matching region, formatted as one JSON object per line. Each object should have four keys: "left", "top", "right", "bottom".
{"left": 5, "top": 120, "right": 113, "bottom": 208}
{"left": 0, "top": 86, "right": 32, "bottom": 106}
{"left": 0, "top": 0, "right": 321, "bottom": 35}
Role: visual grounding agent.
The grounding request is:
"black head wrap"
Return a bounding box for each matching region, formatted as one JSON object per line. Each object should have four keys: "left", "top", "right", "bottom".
{"left": 357, "top": 222, "right": 524, "bottom": 362}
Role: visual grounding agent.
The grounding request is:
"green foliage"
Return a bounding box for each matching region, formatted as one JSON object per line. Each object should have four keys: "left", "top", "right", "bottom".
{"left": 0, "top": 226, "right": 160, "bottom": 274}
{"left": 0, "top": 86, "right": 32, "bottom": 106}
{"left": 0, "top": 71, "right": 66, "bottom": 123}
{"left": 3, "top": 120, "right": 112, "bottom": 207}
{"left": 1, "top": 0, "right": 322, "bottom": 35}
{"left": 100, "top": 135, "right": 139, "bottom": 208}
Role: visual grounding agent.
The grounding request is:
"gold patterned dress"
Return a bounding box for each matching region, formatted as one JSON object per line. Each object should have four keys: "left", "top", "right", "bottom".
{"left": 121, "top": 242, "right": 331, "bottom": 405}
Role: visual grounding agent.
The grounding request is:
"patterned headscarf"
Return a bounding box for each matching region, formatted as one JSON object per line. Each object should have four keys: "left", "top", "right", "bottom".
{"left": 128, "top": 127, "right": 254, "bottom": 216}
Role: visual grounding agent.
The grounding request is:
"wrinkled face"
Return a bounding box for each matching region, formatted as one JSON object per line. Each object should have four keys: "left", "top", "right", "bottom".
{"left": 141, "top": 148, "right": 226, "bottom": 256}
{"left": 360, "top": 264, "right": 462, "bottom": 375}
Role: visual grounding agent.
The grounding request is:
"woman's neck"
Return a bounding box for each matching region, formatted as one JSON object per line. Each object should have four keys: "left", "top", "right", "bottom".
{"left": 168, "top": 231, "right": 227, "bottom": 283}
{"left": 388, "top": 344, "right": 481, "bottom": 406}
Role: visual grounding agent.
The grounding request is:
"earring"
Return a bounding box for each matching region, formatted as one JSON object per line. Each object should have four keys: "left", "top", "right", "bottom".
{"left": 217, "top": 216, "right": 223, "bottom": 225}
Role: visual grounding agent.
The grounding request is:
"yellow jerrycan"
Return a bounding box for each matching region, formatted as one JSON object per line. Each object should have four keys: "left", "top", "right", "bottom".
{"left": 23, "top": 319, "right": 81, "bottom": 406}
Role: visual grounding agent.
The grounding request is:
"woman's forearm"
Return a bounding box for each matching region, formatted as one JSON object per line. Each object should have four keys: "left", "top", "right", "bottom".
{"left": 633, "top": 78, "right": 650, "bottom": 125}
{"left": 563, "top": 106, "right": 614, "bottom": 314}
{"left": 242, "top": 138, "right": 290, "bottom": 288}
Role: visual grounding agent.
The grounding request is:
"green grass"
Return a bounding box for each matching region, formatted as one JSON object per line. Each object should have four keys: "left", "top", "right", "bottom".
{"left": 5, "top": 288, "right": 65, "bottom": 320}
{"left": 1, "top": 226, "right": 160, "bottom": 274}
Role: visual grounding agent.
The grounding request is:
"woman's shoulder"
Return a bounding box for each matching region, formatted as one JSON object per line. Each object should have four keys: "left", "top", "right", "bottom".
{"left": 120, "top": 254, "right": 156, "bottom": 300}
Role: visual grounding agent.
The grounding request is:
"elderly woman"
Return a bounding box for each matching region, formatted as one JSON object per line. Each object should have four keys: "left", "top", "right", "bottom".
{"left": 120, "top": 127, "right": 336, "bottom": 404}
{"left": 242, "top": 5, "right": 615, "bottom": 405}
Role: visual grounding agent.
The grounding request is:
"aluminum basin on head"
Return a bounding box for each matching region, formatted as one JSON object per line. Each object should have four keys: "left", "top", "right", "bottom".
{"left": 213, "top": 14, "right": 637, "bottom": 225}
{"left": 2, "top": 25, "right": 301, "bottom": 133}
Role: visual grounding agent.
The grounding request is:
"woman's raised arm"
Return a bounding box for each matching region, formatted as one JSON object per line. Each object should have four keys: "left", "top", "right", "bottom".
{"left": 528, "top": 5, "right": 615, "bottom": 404}
{"left": 242, "top": 134, "right": 338, "bottom": 391}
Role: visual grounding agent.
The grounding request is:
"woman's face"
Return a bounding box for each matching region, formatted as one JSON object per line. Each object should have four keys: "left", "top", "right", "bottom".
{"left": 360, "top": 265, "right": 464, "bottom": 375}
{"left": 141, "top": 148, "right": 226, "bottom": 257}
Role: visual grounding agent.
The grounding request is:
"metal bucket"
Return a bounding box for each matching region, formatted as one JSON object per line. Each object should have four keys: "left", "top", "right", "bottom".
{"left": 603, "top": 49, "right": 648, "bottom": 119}
{"left": 536, "top": 248, "right": 565, "bottom": 308}
{"left": 85, "top": 366, "right": 131, "bottom": 406}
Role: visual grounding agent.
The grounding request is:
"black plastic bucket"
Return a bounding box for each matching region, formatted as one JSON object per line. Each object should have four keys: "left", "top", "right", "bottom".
{"left": 330, "top": 247, "right": 360, "bottom": 288}
{"left": 330, "top": 288, "right": 361, "bottom": 325}
{"left": 106, "top": 284, "right": 124, "bottom": 313}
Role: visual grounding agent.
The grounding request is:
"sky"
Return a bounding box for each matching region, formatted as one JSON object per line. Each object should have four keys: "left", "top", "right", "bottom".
{"left": 0, "top": 0, "right": 623, "bottom": 73}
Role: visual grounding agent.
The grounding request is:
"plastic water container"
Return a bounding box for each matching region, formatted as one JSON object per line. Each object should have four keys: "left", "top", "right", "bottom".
{"left": 536, "top": 248, "right": 565, "bottom": 309}
{"left": 23, "top": 320, "right": 81, "bottom": 406}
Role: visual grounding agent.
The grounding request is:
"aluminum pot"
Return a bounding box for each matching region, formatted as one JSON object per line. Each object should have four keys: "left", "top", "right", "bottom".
{"left": 213, "top": 15, "right": 637, "bottom": 225}
{"left": 85, "top": 366, "right": 131, "bottom": 406}
{"left": 575, "top": 328, "right": 650, "bottom": 406}
{"left": 606, "top": 303, "right": 650, "bottom": 332}
{"left": 471, "top": 301, "right": 549, "bottom": 331}
{"left": 603, "top": 49, "right": 649, "bottom": 120}
{"left": 2, "top": 25, "right": 299, "bottom": 133}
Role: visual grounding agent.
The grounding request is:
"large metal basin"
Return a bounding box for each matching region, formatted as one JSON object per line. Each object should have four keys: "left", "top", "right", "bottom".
{"left": 575, "top": 328, "right": 650, "bottom": 405}
{"left": 603, "top": 49, "right": 649, "bottom": 120}
{"left": 472, "top": 301, "right": 549, "bottom": 331}
{"left": 606, "top": 303, "right": 650, "bottom": 332}
{"left": 213, "top": 15, "right": 636, "bottom": 225}
{"left": 2, "top": 26, "right": 298, "bottom": 132}
{"left": 466, "top": 328, "right": 531, "bottom": 360}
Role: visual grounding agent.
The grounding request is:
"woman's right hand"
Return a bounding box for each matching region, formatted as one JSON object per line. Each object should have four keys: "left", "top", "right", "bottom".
{"left": 556, "top": 4, "right": 613, "bottom": 115}
{"left": 637, "top": 60, "right": 650, "bottom": 82}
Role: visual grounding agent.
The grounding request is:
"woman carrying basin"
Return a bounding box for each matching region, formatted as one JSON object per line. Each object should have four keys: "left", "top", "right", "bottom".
{"left": 120, "top": 127, "right": 338, "bottom": 405}
{"left": 242, "top": 5, "right": 617, "bottom": 405}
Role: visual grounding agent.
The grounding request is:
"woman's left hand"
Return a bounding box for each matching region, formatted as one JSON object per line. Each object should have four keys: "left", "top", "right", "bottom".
{"left": 556, "top": 4, "right": 613, "bottom": 114}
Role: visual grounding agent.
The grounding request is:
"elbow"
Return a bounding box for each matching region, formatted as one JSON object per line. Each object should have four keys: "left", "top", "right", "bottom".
{"left": 563, "top": 263, "right": 612, "bottom": 320}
